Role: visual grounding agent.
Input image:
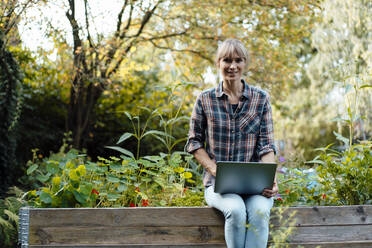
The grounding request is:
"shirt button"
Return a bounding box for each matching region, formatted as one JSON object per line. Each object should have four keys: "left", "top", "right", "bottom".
{"left": 232, "top": 130, "right": 235, "bottom": 133}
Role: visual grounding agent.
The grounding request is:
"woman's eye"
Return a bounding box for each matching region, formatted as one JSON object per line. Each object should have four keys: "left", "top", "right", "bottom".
{"left": 223, "top": 58, "right": 232, "bottom": 63}
{"left": 236, "top": 58, "right": 242, "bottom": 63}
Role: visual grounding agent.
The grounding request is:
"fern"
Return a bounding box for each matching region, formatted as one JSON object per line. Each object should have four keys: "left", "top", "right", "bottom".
{"left": 0, "top": 186, "right": 25, "bottom": 248}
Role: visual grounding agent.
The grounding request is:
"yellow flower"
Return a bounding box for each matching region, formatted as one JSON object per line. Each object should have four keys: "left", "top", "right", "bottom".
{"left": 42, "top": 188, "right": 50, "bottom": 193}
{"left": 30, "top": 190, "right": 37, "bottom": 196}
{"left": 77, "top": 164, "right": 86, "bottom": 176}
{"left": 182, "top": 172, "right": 193, "bottom": 179}
{"left": 52, "top": 176, "right": 61, "bottom": 186}
{"left": 69, "top": 169, "right": 79, "bottom": 181}
{"left": 66, "top": 161, "right": 75, "bottom": 169}
{"left": 174, "top": 167, "right": 185, "bottom": 173}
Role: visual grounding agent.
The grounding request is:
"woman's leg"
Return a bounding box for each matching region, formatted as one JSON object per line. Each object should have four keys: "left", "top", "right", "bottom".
{"left": 204, "top": 186, "right": 246, "bottom": 248}
{"left": 244, "top": 195, "right": 274, "bottom": 248}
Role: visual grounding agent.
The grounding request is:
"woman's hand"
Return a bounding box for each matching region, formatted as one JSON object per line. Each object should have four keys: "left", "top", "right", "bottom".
{"left": 193, "top": 148, "right": 217, "bottom": 177}
{"left": 262, "top": 182, "right": 279, "bottom": 198}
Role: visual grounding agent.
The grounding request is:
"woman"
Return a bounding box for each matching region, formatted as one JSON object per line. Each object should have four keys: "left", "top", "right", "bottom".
{"left": 185, "top": 39, "right": 278, "bottom": 248}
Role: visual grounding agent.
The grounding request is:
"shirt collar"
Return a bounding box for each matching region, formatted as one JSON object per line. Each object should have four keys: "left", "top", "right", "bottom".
{"left": 216, "top": 79, "right": 250, "bottom": 100}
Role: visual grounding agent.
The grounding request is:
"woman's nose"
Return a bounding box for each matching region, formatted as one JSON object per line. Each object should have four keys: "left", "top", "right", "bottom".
{"left": 229, "top": 62, "right": 237, "bottom": 69}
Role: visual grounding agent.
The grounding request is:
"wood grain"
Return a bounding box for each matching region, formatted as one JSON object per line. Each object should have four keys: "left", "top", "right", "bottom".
{"left": 24, "top": 205, "right": 372, "bottom": 247}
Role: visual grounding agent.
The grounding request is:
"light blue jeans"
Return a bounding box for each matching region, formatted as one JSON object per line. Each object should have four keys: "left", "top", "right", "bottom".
{"left": 205, "top": 186, "right": 274, "bottom": 248}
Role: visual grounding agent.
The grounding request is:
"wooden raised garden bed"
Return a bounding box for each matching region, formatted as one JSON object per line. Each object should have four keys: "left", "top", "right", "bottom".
{"left": 18, "top": 205, "right": 372, "bottom": 247}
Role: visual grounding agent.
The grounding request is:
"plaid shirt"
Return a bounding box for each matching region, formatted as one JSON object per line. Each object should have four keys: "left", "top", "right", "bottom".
{"left": 185, "top": 80, "right": 276, "bottom": 187}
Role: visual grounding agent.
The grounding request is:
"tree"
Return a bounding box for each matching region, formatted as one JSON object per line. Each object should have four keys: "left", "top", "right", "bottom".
{"left": 307, "top": 0, "right": 372, "bottom": 141}
{"left": 27, "top": 0, "right": 320, "bottom": 152}
{"left": 0, "top": 0, "right": 40, "bottom": 192}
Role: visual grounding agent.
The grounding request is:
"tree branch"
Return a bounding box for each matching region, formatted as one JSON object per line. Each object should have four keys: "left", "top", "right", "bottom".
{"left": 134, "top": 0, "right": 162, "bottom": 38}
{"left": 149, "top": 40, "right": 214, "bottom": 64}
{"left": 84, "top": 0, "right": 94, "bottom": 49}
{"left": 119, "top": 1, "right": 134, "bottom": 39}
{"left": 116, "top": 0, "right": 128, "bottom": 37}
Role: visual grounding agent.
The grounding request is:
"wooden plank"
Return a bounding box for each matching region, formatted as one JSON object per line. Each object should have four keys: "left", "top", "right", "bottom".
{"left": 30, "top": 245, "right": 227, "bottom": 248}
{"left": 28, "top": 241, "right": 372, "bottom": 248}
{"left": 25, "top": 206, "right": 372, "bottom": 246}
{"left": 29, "top": 226, "right": 225, "bottom": 245}
{"left": 29, "top": 207, "right": 225, "bottom": 228}
{"left": 280, "top": 225, "right": 372, "bottom": 243}
{"left": 29, "top": 205, "right": 372, "bottom": 229}
{"left": 270, "top": 205, "right": 372, "bottom": 226}
{"left": 283, "top": 241, "right": 372, "bottom": 248}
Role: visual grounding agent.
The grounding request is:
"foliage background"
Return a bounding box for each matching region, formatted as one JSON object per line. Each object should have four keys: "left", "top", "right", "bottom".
{"left": 0, "top": 0, "right": 371, "bottom": 198}
{"left": 1, "top": 1, "right": 371, "bottom": 247}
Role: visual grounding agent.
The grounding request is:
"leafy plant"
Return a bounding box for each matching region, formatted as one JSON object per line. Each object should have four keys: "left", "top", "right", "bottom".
{"left": 25, "top": 146, "right": 203, "bottom": 208}
{"left": 0, "top": 187, "right": 25, "bottom": 248}
{"left": 313, "top": 141, "right": 372, "bottom": 205}
{"left": 269, "top": 207, "right": 298, "bottom": 248}
{"left": 106, "top": 108, "right": 172, "bottom": 160}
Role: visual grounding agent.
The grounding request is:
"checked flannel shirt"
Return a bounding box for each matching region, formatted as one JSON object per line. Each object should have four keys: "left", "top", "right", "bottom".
{"left": 185, "top": 80, "right": 276, "bottom": 187}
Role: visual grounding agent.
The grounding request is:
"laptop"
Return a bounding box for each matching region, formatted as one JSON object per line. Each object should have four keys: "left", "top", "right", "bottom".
{"left": 214, "top": 161, "right": 277, "bottom": 195}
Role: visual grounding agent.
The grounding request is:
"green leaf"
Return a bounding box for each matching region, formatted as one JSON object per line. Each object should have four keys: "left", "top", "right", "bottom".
{"left": 110, "top": 163, "right": 122, "bottom": 171}
{"left": 117, "top": 133, "right": 133, "bottom": 144}
{"left": 105, "top": 146, "right": 134, "bottom": 158}
{"left": 107, "top": 175, "right": 120, "bottom": 183}
{"left": 143, "top": 155, "right": 162, "bottom": 162}
{"left": 124, "top": 111, "right": 132, "bottom": 120}
{"left": 333, "top": 131, "right": 349, "bottom": 146}
{"left": 107, "top": 193, "right": 120, "bottom": 201}
{"left": 36, "top": 174, "right": 50, "bottom": 183}
{"left": 46, "top": 163, "right": 59, "bottom": 174}
{"left": 40, "top": 192, "right": 52, "bottom": 204}
{"left": 170, "top": 137, "right": 188, "bottom": 150}
{"left": 27, "top": 164, "right": 38, "bottom": 175}
{"left": 305, "top": 160, "right": 324, "bottom": 165}
{"left": 167, "top": 116, "right": 189, "bottom": 125}
{"left": 359, "top": 84, "right": 372, "bottom": 89}
{"left": 80, "top": 183, "right": 93, "bottom": 195}
{"left": 117, "top": 184, "right": 127, "bottom": 192}
{"left": 142, "top": 130, "right": 175, "bottom": 139}
{"left": 141, "top": 178, "right": 152, "bottom": 182}
{"left": 151, "top": 135, "right": 168, "bottom": 147}
{"left": 73, "top": 190, "right": 87, "bottom": 204}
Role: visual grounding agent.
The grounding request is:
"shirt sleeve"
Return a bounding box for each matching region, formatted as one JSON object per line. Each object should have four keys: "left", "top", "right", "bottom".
{"left": 256, "top": 96, "right": 276, "bottom": 158}
{"left": 184, "top": 94, "right": 206, "bottom": 154}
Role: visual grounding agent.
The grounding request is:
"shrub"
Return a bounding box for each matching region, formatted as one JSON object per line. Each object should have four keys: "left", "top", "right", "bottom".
{"left": 313, "top": 141, "right": 372, "bottom": 205}
{"left": 25, "top": 148, "right": 203, "bottom": 208}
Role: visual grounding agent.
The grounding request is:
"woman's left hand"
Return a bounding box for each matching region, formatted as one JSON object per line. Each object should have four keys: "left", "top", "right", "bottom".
{"left": 262, "top": 182, "right": 279, "bottom": 198}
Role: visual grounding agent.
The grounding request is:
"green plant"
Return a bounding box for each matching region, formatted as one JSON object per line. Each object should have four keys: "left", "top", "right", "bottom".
{"left": 269, "top": 207, "right": 298, "bottom": 248}
{"left": 167, "top": 188, "right": 206, "bottom": 207}
{"left": 0, "top": 187, "right": 25, "bottom": 248}
{"left": 313, "top": 141, "right": 372, "bottom": 205}
{"left": 275, "top": 167, "right": 323, "bottom": 207}
{"left": 25, "top": 146, "right": 203, "bottom": 208}
{"left": 156, "top": 80, "right": 194, "bottom": 153}
{"left": 306, "top": 75, "right": 372, "bottom": 205}
{"left": 106, "top": 108, "right": 172, "bottom": 160}
{"left": 0, "top": 34, "right": 24, "bottom": 193}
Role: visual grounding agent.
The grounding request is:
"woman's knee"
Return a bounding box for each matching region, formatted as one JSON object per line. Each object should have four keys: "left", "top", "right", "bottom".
{"left": 224, "top": 203, "right": 247, "bottom": 221}
{"left": 246, "top": 195, "right": 273, "bottom": 223}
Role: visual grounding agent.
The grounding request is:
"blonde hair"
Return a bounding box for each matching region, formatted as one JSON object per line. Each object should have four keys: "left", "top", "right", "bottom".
{"left": 215, "top": 39, "right": 249, "bottom": 66}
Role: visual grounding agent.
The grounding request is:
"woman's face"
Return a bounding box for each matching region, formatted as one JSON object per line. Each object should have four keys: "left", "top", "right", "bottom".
{"left": 218, "top": 53, "right": 246, "bottom": 82}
